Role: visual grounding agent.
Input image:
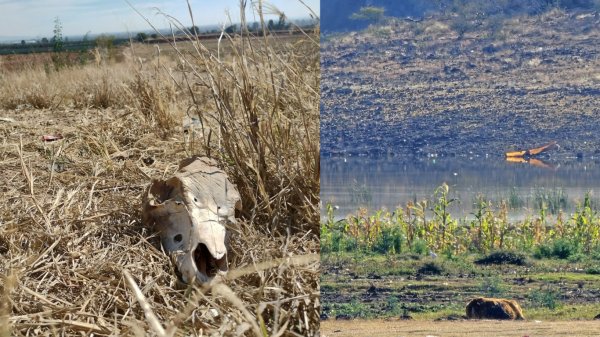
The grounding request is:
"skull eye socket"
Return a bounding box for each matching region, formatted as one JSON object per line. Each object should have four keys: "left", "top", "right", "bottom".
{"left": 174, "top": 234, "right": 183, "bottom": 242}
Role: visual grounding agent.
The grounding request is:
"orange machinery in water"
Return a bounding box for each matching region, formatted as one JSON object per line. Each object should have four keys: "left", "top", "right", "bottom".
{"left": 505, "top": 141, "right": 558, "bottom": 169}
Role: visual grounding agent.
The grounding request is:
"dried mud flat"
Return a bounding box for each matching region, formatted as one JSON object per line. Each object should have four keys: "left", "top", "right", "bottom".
{"left": 321, "top": 319, "right": 600, "bottom": 337}
{"left": 320, "top": 10, "right": 600, "bottom": 159}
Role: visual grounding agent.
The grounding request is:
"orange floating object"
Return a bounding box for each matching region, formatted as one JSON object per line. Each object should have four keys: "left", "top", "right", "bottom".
{"left": 505, "top": 141, "right": 557, "bottom": 158}
{"left": 528, "top": 158, "right": 554, "bottom": 169}
{"left": 505, "top": 150, "right": 527, "bottom": 158}
{"left": 505, "top": 156, "right": 527, "bottom": 164}
{"left": 506, "top": 156, "right": 556, "bottom": 169}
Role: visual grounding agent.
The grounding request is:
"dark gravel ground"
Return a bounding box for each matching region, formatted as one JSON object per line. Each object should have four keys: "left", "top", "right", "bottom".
{"left": 320, "top": 10, "right": 600, "bottom": 161}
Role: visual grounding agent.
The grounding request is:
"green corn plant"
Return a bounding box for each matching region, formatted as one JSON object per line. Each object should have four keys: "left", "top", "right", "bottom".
{"left": 321, "top": 187, "right": 600, "bottom": 256}
{"left": 486, "top": 202, "right": 496, "bottom": 251}
{"left": 555, "top": 210, "right": 564, "bottom": 238}
{"left": 498, "top": 200, "right": 508, "bottom": 249}
{"left": 580, "top": 192, "right": 598, "bottom": 252}
{"left": 538, "top": 201, "right": 547, "bottom": 226}
{"left": 395, "top": 207, "right": 412, "bottom": 249}
{"left": 409, "top": 200, "right": 428, "bottom": 245}
{"left": 432, "top": 183, "right": 456, "bottom": 250}
{"left": 471, "top": 195, "right": 487, "bottom": 251}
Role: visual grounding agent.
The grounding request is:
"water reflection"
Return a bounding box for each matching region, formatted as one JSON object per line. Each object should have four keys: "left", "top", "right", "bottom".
{"left": 321, "top": 156, "right": 600, "bottom": 220}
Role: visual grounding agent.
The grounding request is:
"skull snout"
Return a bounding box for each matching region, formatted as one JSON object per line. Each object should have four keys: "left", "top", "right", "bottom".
{"left": 142, "top": 157, "right": 241, "bottom": 285}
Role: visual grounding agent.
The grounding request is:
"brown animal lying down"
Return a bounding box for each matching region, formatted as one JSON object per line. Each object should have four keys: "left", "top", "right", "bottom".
{"left": 466, "top": 297, "right": 525, "bottom": 320}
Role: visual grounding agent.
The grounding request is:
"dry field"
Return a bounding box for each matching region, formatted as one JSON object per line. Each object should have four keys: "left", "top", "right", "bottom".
{"left": 321, "top": 319, "right": 600, "bottom": 337}
{"left": 0, "top": 10, "right": 319, "bottom": 336}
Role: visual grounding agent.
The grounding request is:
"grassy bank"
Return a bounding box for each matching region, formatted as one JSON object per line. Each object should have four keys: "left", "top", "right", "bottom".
{"left": 321, "top": 184, "right": 600, "bottom": 320}
{"left": 321, "top": 252, "right": 600, "bottom": 320}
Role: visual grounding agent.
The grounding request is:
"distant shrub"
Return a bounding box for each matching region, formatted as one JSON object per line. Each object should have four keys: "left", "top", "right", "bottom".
{"left": 350, "top": 6, "right": 386, "bottom": 23}
{"left": 417, "top": 261, "right": 444, "bottom": 275}
{"left": 552, "top": 239, "right": 578, "bottom": 259}
{"left": 568, "top": 252, "right": 586, "bottom": 263}
{"left": 400, "top": 253, "right": 424, "bottom": 260}
{"left": 479, "top": 275, "right": 506, "bottom": 297}
{"left": 411, "top": 239, "right": 429, "bottom": 255}
{"left": 534, "top": 239, "right": 579, "bottom": 259}
{"left": 449, "top": 14, "right": 475, "bottom": 38}
{"left": 373, "top": 225, "right": 404, "bottom": 254}
{"left": 585, "top": 265, "right": 600, "bottom": 275}
{"left": 343, "top": 236, "right": 358, "bottom": 252}
{"left": 534, "top": 243, "right": 553, "bottom": 259}
{"left": 529, "top": 287, "right": 560, "bottom": 309}
{"left": 475, "top": 251, "right": 527, "bottom": 265}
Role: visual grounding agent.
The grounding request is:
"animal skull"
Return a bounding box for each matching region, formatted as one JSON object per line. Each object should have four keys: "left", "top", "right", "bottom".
{"left": 142, "top": 157, "right": 241, "bottom": 285}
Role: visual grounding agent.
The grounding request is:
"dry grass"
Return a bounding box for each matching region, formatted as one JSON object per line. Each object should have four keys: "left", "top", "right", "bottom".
{"left": 0, "top": 1, "right": 319, "bottom": 336}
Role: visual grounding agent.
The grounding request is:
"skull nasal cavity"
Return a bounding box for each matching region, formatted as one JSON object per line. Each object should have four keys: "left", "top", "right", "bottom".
{"left": 174, "top": 234, "right": 183, "bottom": 242}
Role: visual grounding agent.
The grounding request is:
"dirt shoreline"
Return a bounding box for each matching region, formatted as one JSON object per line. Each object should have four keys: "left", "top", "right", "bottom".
{"left": 321, "top": 319, "right": 600, "bottom": 337}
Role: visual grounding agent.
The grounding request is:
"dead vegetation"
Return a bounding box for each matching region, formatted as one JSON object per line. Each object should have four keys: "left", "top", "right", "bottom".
{"left": 0, "top": 1, "right": 319, "bottom": 336}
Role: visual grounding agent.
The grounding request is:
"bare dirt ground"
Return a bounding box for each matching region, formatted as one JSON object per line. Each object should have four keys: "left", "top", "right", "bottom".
{"left": 321, "top": 319, "right": 600, "bottom": 337}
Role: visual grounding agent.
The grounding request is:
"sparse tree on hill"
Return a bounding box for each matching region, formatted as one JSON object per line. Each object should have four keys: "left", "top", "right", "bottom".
{"left": 136, "top": 32, "right": 147, "bottom": 42}
{"left": 225, "top": 24, "right": 237, "bottom": 34}
{"left": 350, "top": 6, "right": 386, "bottom": 24}
{"left": 53, "top": 16, "right": 64, "bottom": 52}
{"left": 189, "top": 26, "right": 201, "bottom": 35}
{"left": 277, "top": 13, "right": 287, "bottom": 29}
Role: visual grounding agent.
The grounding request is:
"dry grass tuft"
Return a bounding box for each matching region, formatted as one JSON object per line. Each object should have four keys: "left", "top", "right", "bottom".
{"left": 161, "top": 1, "right": 321, "bottom": 235}
{"left": 0, "top": 1, "right": 319, "bottom": 336}
{"left": 129, "top": 72, "right": 178, "bottom": 137}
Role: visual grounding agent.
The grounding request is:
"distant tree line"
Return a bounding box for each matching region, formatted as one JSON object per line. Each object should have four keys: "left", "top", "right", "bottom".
{"left": 2, "top": 13, "right": 315, "bottom": 56}
{"left": 134, "top": 15, "right": 293, "bottom": 42}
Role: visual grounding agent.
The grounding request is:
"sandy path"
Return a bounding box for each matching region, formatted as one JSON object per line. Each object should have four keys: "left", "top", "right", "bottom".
{"left": 321, "top": 319, "right": 600, "bottom": 337}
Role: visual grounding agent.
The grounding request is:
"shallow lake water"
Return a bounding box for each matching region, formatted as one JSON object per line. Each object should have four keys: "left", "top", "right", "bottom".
{"left": 320, "top": 156, "right": 600, "bottom": 221}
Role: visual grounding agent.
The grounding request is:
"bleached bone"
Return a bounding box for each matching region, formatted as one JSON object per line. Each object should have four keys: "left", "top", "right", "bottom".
{"left": 142, "top": 157, "right": 241, "bottom": 284}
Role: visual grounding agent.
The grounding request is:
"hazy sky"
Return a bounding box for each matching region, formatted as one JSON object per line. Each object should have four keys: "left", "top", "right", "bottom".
{"left": 0, "top": 0, "right": 319, "bottom": 40}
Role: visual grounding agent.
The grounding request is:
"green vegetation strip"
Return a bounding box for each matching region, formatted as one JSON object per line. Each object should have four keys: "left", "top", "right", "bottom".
{"left": 321, "top": 185, "right": 600, "bottom": 320}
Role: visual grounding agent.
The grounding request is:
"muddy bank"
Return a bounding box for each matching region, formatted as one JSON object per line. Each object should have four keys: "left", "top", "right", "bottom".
{"left": 321, "top": 11, "right": 600, "bottom": 159}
